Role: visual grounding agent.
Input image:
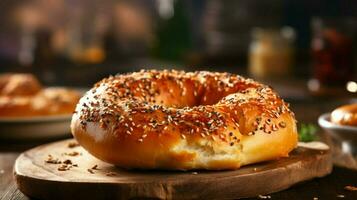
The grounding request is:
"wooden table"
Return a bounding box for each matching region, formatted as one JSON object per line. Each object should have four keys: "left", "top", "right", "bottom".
{"left": 1, "top": 99, "right": 357, "bottom": 200}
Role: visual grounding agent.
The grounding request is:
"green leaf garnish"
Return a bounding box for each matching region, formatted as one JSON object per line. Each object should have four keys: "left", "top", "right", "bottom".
{"left": 298, "top": 123, "right": 318, "bottom": 142}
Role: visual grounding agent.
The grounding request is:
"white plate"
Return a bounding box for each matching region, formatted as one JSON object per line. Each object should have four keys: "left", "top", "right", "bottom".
{"left": 318, "top": 113, "right": 357, "bottom": 137}
{"left": 318, "top": 113, "right": 357, "bottom": 155}
{"left": 0, "top": 114, "right": 73, "bottom": 140}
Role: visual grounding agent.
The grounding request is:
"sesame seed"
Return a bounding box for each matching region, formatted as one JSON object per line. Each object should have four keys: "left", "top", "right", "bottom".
{"left": 279, "top": 121, "right": 286, "bottom": 128}
{"left": 272, "top": 124, "right": 278, "bottom": 131}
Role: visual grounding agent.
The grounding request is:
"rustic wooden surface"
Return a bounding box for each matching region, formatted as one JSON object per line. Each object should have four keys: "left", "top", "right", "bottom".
{"left": 13, "top": 139, "right": 332, "bottom": 200}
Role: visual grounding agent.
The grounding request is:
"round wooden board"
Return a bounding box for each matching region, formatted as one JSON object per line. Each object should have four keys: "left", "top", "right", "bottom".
{"left": 14, "top": 139, "right": 332, "bottom": 200}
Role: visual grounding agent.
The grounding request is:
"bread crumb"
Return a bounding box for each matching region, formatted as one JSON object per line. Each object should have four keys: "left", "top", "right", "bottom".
{"left": 45, "top": 155, "right": 61, "bottom": 164}
{"left": 68, "top": 142, "right": 79, "bottom": 148}
{"left": 63, "top": 159, "right": 72, "bottom": 165}
{"left": 58, "top": 164, "right": 71, "bottom": 171}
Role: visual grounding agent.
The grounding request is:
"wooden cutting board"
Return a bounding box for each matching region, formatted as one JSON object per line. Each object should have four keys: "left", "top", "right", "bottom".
{"left": 14, "top": 139, "right": 332, "bottom": 200}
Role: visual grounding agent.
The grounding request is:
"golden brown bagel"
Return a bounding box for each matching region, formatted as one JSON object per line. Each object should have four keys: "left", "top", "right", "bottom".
{"left": 71, "top": 70, "right": 298, "bottom": 170}
{"left": 0, "top": 73, "right": 81, "bottom": 117}
{"left": 0, "top": 87, "right": 81, "bottom": 117}
{"left": 331, "top": 104, "right": 357, "bottom": 126}
{"left": 0, "top": 73, "right": 41, "bottom": 96}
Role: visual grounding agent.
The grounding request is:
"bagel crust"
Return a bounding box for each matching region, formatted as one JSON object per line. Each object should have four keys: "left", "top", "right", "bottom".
{"left": 71, "top": 70, "right": 298, "bottom": 170}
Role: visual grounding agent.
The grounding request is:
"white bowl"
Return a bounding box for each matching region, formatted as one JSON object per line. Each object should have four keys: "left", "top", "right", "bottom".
{"left": 0, "top": 114, "right": 73, "bottom": 140}
{"left": 318, "top": 113, "right": 357, "bottom": 155}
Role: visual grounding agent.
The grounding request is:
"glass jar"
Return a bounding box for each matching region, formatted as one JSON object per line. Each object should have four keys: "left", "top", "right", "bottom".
{"left": 310, "top": 17, "right": 356, "bottom": 87}
{"left": 249, "top": 27, "right": 295, "bottom": 79}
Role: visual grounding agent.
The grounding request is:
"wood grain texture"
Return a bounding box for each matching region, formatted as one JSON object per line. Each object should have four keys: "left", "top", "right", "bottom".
{"left": 14, "top": 139, "right": 332, "bottom": 200}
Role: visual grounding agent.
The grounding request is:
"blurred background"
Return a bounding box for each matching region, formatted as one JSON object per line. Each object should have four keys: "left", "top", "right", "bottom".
{"left": 0, "top": 0, "right": 356, "bottom": 100}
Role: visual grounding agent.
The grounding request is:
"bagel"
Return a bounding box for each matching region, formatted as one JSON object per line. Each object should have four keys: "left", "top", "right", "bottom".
{"left": 71, "top": 70, "right": 298, "bottom": 170}
{"left": 0, "top": 87, "right": 81, "bottom": 117}
{"left": 0, "top": 74, "right": 81, "bottom": 117}
{"left": 0, "top": 73, "right": 41, "bottom": 96}
{"left": 331, "top": 103, "right": 357, "bottom": 126}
